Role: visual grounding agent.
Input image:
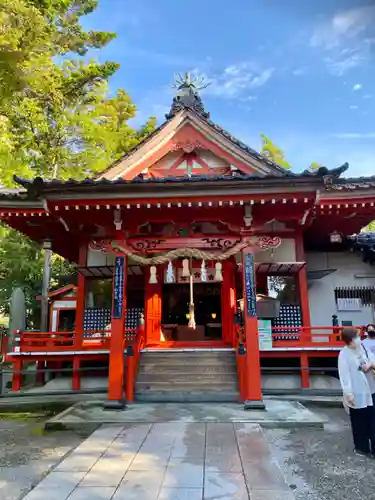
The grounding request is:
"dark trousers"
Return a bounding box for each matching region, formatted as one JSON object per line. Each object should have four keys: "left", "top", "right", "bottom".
{"left": 349, "top": 403, "right": 375, "bottom": 454}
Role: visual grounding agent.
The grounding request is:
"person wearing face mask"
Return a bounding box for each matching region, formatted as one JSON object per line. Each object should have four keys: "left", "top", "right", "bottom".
{"left": 338, "top": 327, "right": 375, "bottom": 456}
{"left": 363, "top": 324, "right": 375, "bottom": 354}
{"left": 361, "top": 324, "right": 375, "bottom": 406}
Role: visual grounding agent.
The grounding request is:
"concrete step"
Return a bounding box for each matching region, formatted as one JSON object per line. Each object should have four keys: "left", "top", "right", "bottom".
{"left": 135, "top": 350, "right": 239, "bottom": 402}
{"left": 135, "top": 391, "right": 239, "bottom": 403}
{"left": 138, "top": 365, "right": 237, "bottom": 375}
{"left": 138, "top": 352, "right": 236, "bottom": 360}
{"left": 137, "top": 373, "right": 237, "bottom": 383}
{"left": 136, "top": 382, "right": 237, "bottom": 392}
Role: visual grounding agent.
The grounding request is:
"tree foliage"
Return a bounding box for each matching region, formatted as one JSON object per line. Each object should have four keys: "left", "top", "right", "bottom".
{"left": 310, "top": 162, "right": 323, "bottom": 170}
{"left": 0, "top": 228, "right": 75, "bottom": 324}
{"left": 0, "top": 0, "right": 157, "bottom": 318}
{"left": 260, "top": 135, "right": 323, "bottom": 172}
{"left": 260, "top": 134, "right": 291, "bottom": 169}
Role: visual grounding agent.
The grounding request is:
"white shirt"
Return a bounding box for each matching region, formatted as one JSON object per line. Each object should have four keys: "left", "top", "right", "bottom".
{"left": 362, "top": 338, "right": 375, "bottom": 356}
{"left": 360, "top": 341, "right": 375, "bottom": 394}
{"left": 338, "top": 345, "right": 373, "bottom": 408}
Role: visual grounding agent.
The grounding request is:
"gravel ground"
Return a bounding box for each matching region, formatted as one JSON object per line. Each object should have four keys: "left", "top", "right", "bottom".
{"left": 266, "top": 407, "right": 375, "bottom": 500}
{"left": 0, "top": 416, "right": 88, "bottom": 500}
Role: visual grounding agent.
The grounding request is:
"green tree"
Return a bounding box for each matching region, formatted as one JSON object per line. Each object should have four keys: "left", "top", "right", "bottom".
{"left": 260, "top": 134, "right": 291, "bottom": 169}
{"left": 1, "top": 68, "right": 155, "bottom": 181}
{"left": 310, "top": 162, "right": 323, "bottom": 170}
{"left": 0, "top": 0, "right": 156, "bottom": 319}
{"left": 0, "top": 227, "right": 75, "bottom": 324}
{"left": 0, "top": 0, "right": 115, "bottom": 105}
{"left": 362, "top": 221, "right": 375, "bottom": 232}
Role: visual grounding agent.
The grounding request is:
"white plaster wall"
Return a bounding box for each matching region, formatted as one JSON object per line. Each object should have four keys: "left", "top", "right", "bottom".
{"left": 87, "top": 247, "right": 115, "bottom": 267}
{"left": 255, "top": 238, "right": 296, "bottom": 263}
{"left": 307, "top": 251, "right": 375, "bottom": 327}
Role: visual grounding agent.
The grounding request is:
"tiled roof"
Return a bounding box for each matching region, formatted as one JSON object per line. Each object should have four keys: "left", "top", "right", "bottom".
{"left": 15, "top": 172, "right": 291, "bottom": 188}
{"left": 328, "top": 177, "right": 375, "bottom": 190}
{"left": 13, "top": 171, "right": 325, "bottom": 195}
{"left": 0, "top": 187, "right": 27, "bottom": 200}
{"left": 12, "top": 162, "right": 353, "bottom": 192}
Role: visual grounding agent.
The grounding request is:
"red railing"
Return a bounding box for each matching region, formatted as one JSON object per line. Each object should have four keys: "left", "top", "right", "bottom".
{"left": 10, "top": 328, "right": 138, "bottom": 354}
{"left": 271, "top": 325, "right": 365, "bottom": 348}
{"left": 234, "top": 325, "right": 365, "bottom": 351}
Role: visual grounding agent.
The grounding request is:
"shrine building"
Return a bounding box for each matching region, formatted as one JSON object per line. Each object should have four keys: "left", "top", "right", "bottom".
{"left": 1, "top": 73, "right": 375, "bottom": 407}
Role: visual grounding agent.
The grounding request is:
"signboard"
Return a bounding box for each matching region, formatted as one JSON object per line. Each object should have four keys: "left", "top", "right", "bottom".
{"left": 244, "top": 253, "right": 256, "bottom": 316}
{"left": 337, "top": 298, "right": 362, "bottom": 311}
{"left": 112, "top": 256, "right": 125, "bottom": 319}
{"left": 258, "top": 319, "right": 273, "bottom": 350}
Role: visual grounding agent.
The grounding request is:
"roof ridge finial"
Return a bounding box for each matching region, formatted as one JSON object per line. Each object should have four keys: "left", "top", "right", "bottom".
{"left": 171, "top": 71, "right": 210, "bottom": 94}
{"left": 167, "top": 71, "right": 210, "bottom": 120}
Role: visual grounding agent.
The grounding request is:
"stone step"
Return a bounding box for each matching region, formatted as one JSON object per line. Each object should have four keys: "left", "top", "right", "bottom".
{"left": 135, "top": 390, "right": 239, "bottom": 403}
{"left": 136, "top": 380, "right": 237, "bottom": 390}
{"left": 141, "top": 351, "right": 234, "bottom": 357}
{"left": 140, "top": 353, "right": 236, "bottom": 364}
{"left": 138, "top": 365, "right": 237, "bottom": 374}
{"left": 137, "top": 372, "right": 237, "bottom": 383}
{"left": 135, "top": 351, "right": 239, "bottom": 403}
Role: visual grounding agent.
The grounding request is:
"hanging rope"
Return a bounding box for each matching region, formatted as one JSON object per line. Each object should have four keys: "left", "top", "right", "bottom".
{"left": 187, "top": 257, "right": 196, "bottom": 329}
{"left": 111, "top": 238, "right": 253, "bottom": 265}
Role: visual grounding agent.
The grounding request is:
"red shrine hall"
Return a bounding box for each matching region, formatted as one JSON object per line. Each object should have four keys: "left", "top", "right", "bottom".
{"left": 2, "top": 74, "right": 375, "bottom": 407}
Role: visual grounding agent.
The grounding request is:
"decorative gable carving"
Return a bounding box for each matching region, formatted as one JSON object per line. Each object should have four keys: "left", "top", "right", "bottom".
{"left": 149, "top": 149, "right": 231, "bottom": 177}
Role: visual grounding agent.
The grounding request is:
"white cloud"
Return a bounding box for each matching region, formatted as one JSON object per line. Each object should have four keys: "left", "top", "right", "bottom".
{"left": 350, "top": 105, "right": 359, "bottom": 110}
{"left": 196, "top": 63, "right": 274, "bottom": 99}
{"left": 310, "top": 6, "right": 375, "bottom": 75}
{"left": 332, "top": 133, "right": 375, "bottom": 139}
{"left": 324, "top": 52, "right": 364, "bottom": 76}
{"left": 363, "top": 94, "right": 372, "bottom": 99}
{"left": 310, "top": 6, "right": 375, "bottom": 48}
{"left": 292, "top": 67, "right": 308, "bottom": 76}
{"left": 239, "top": 96, "right": 258, "bottom": 102}
{"left": 353, "top": 83, "right": 362, "bottom": 91}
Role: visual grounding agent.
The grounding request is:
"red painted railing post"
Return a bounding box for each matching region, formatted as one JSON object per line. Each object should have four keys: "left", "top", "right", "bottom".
{"left": 236, "top": 344, "right": 247, "bottom": 402}
{"left": 72, "top": 357, "right": 81, "bottom": 391}
{"left": 125, "top": 345, "right": 135, "bottom": 402}
{"left": 12, "top": 359, "right": 22, "bottom": 392}
{"left": 300, "top": 354, "right": 310, "bottom": 389}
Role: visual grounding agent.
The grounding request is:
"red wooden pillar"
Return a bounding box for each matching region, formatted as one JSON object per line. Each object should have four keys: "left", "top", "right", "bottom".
{"left": 11, "top": 359, "right": 23, "bottom": 392}
{"left": 72, "top": 357, "right": 81, "bottom": 391}
{"left": 72, "top": 244, "right": 87, "bottom": 391}
{"left": 221, "top": 259, "right": 236, "bottom": 346}
{"left": 300, "top": 353, "right": 310, "bottom": 389}
{"left": 241, "top": 248, "right": 265, "bottom": 409}
{"left": 75, "top": 244, "right": 87, "bottom": 349}
{"left": 145, "top": 267, "right": 162, "bottom": 346}
{"left": 107, "top": 255, "right": 127, "bottom": 407}
{"left": 295, "top": 233, "right": 311, "bottom": 341}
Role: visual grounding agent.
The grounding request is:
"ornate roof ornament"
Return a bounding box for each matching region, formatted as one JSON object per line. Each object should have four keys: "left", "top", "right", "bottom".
{"left": 302, "top": 162, "right": 349, "bottom": 180}
{"left": 171, "top": 72, "right": 210, "bottom": 93}
{"left": 166, "top": 71, "right": 210, "bottom": 119}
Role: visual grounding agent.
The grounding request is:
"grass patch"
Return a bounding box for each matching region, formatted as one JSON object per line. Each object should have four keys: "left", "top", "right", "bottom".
{"left": 0, "top": 412, "right": 45, "bottom": 422}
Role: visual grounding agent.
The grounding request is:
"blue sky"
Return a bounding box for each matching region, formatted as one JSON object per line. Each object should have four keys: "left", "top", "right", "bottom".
{"left": 82, "top": 0, "right": 375, "bottom": 175}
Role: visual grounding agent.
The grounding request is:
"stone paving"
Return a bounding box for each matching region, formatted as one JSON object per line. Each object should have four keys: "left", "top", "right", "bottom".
{"left": 46, "top": 400, "right": 325, "bottom": 429}
{"left": 22, "top": 422, "right": 295, "bottom": 500}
